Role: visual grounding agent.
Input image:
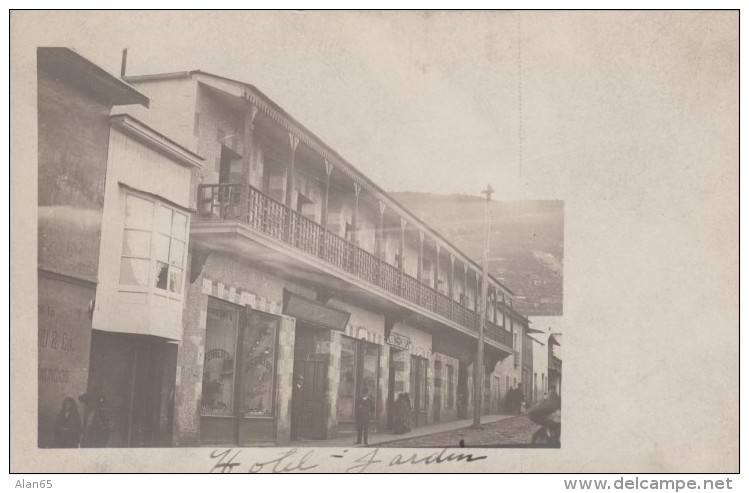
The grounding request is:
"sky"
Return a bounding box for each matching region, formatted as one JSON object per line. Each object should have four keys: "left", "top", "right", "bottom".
{"left": 11, "top": 11, "right": 740, "bottom": 469}
{"left": 14, "top": 11, "right": 737, "bottom": 200}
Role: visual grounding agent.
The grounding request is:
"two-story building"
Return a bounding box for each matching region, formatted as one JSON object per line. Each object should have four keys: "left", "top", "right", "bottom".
{"left": 37, "top": 48, "right": 203, "bottom": 448}
{"left": 120, "top": 69, "right": 534, "bottom": 447}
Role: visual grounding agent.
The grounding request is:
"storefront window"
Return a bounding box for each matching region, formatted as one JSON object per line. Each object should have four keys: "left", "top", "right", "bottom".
{"left": 201, "top": 300, "right": 237, "bottom": 415}
{"left": 201, "top": 299, "right": 278, "bottom": 417}
{"left": 338, "top": 337, "right": 357, "bottom": 419}
{"left": 446, "top": 364, "right": 454, "bottom": 409}
{"left": 240, "top": 311, "right": 277, "bottom": 415}
{"left": 337, "top": 336, "right": 380, "bottom": 420}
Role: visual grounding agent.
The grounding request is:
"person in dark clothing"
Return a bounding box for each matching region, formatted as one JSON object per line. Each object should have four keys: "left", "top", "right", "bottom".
{"left": 355, "top": 387, "right": 375, "bottom": 445}
{"left": 528, "top": 393, "right": 561, "bottom": 447}
{"left": 393, "top": 393, "right": 412, "bottom": 434}
{"left": 80, "top": 393, "right": 112, "bottom": 448}
{"left": 513, "top": 384, "right": 523, "bottom": 415}
{"left": 54, "top": 397, "right": 81, "bottom": 448}
{"left": 506, "top": 386, "right": 517, "bottom": 414}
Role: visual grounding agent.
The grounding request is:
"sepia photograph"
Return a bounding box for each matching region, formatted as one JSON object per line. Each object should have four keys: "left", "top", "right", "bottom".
{"left": 9, "top": 8, "right": 739, "bottom": 476}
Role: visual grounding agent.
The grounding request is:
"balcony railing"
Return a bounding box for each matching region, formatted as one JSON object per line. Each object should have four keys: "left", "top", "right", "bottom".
{"left": 197, "top": 183, "right": 513, "bottom": 349}
{"left": 551, "top": 355, "right": 562, "bottom": 373}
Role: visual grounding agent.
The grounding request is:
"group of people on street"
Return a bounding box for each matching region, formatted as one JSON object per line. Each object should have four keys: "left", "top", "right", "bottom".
{"left": 506, "top": 383, "right": 525, "bottom": 415}
{"left": 52, "top": 393, "right": 112, "bottom": 448}
{"left": 353, "top": 389, "right": 413, "bottom": 446}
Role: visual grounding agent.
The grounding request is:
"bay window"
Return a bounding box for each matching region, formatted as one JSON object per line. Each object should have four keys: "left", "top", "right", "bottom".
{"left": 119, "top": 192, "right": 188, "bottom": 297}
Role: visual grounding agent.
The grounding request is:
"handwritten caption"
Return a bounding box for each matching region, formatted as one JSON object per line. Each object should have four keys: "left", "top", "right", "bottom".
{"left": 209, "top": 447, "right": 487, "bottom": 473}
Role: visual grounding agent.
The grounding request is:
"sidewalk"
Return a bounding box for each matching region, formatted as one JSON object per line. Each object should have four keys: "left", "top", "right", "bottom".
{"left": 290, "top": 413, "right": 516, "bottom": 448}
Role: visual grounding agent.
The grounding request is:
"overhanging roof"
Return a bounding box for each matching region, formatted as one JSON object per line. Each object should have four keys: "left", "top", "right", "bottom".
{"left": 38, "top": 47, "right": 149, "bottom": 108}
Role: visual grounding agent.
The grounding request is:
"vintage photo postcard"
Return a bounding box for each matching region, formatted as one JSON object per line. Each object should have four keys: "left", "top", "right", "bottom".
{"left": 9, "top": 10, "right": 739, "bottom": 474}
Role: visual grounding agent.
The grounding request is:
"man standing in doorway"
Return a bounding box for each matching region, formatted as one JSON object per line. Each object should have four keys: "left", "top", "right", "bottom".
{"left": 355, "top": 387, "right": 375, "bottom": 445}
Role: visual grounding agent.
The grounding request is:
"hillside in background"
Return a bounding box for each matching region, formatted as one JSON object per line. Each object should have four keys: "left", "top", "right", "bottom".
{"left": 391, "top": 192, "right": 564, "bottom": 316}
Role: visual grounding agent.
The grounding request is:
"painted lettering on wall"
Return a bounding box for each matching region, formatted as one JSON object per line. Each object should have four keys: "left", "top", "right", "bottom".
{"left": 38, "top": 367, "right": 70, "bottom": 383}
{"left": 38, "top": 328, "right": 75, "bottom": 351}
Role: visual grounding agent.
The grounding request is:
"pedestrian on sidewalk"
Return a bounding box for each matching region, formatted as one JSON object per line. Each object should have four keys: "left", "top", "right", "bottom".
{"left": 53, "top": 397, "right": 81, "bottom": 448}
{"left": 393, "top": 393, "right": 412, "bottom": 434}
{"left": 355, "top": 387, "right": 375, "bottom": 445}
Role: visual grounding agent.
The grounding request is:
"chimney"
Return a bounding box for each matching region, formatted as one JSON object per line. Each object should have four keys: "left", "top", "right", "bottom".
{"left": 120, "top": 48, "right": 128, "bottom": 78}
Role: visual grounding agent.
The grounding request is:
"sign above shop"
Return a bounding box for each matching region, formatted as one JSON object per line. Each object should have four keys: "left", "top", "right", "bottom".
{"left": 282, "top": 290, "right": 351, "bottom": 332}
{"left": 386, "top": 332, "right": 411, "bottom": 351}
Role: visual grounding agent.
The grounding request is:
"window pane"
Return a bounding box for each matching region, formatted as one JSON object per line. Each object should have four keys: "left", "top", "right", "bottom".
{"left": 124, "top": 195, "right": 153, "bottom": 230}
{"left": 155, "top": 261, "right": 168, "bottom": 290}
{"left": 201, "top": 300, "right": 238, "bottom": 416}
{"left": 121, "top": 230, "right": 151, "bottom": 258}
{"left": 156, "top": 205, "right": 172, "bottom": 235}
{"left": 172, "top": 212, "right": 187, "bottom": 240}
{"left": 169, "top": 239, "right": 185, "bottom": 267}
{"left": 155, "top": 234, "right": 170, "bottom": 263}
{"left": 119, "top": 258, "right": 150, "bottom": 286}
{"left": 361, "top": 343, "right": 380, "bottom": 420}
{"left": 337, "top": 337, "right": 357, "bottom": 419}
{"left": 240, "top": 311, "right": 277, "bottom": 415}
{"left": 168, "top": 267, "right": 182, "bottom": 294}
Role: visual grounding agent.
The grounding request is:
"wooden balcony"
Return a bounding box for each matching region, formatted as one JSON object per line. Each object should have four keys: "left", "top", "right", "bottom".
{"left": 196, "top": 183, "right": 514, "bottom": 350}
{"left": 550, "top": 355, "right": 563, "bottom": 373}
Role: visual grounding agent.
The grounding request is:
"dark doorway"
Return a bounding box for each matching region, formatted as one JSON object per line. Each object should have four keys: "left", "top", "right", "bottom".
{"left": 291, "top": 324, "right": 329, "bottom": 440}
{"left": 410, "top": 355, "right": 428, "bottom": 427}
{"left": 457, "top": 361, "right": 469, "bottom": 420}
{"left": 86, "top": 330, "right": 177, "bottom": 447}
{"left": 433, "top": 360, "right": 442, "bottom": 423}
{"left": 218, "top": 145, "right": 243, "bottom": 184}
{"left": 386, "top": 349, "right": 401, "bottom": 430}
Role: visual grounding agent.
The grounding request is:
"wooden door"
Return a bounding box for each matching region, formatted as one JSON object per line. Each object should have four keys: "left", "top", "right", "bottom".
{"left": 292, "top": 359, "right": 327, "bottom": 439}
{"left": 457, "top": 361, "right": 468, "bottom": 419}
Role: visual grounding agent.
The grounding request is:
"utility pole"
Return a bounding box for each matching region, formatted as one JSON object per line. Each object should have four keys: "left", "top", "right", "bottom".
{"left": 473, "top": 184, "right": 493, "bottom": 429}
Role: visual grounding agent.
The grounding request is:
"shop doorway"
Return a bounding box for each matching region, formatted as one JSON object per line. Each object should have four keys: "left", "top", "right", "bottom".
{"left": 386, "top": 349, "right": 401, "bottom": 430}
{"left": 433, "top": 360, "right": 442, "bottom": 423}
{"left": 291, "top": 325, "right": 329, "bottom": 440}
{"left": 410, "top": 355, "right": 428, "bottom": 427}
{"left": 86, "top": 330, "right": 177, "bottom": 447}
{"left": 292, "top": 358, "right": 328, "bottom": 439}
{"left": 457, "top": 361, "right": 469, "bottom": 419}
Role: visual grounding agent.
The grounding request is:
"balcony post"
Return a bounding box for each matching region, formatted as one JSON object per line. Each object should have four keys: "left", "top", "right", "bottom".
{"left": 353, "top": 181, "right": 361, "bottom": 246}
{"left": 377, "top": 201, "right": 386, "bottom": 259}
{"left": 285, "top": 133, "right": 300, "bottom": 243}
{"left": 399, "top": 217, "right": 407, "bottom": 295}
{"left": 322, "top": 159, "right": 333, "bottom": 230}
{"left": 434, "top": 243, "right": 441, "bottom": 292}
{"left": 240, "top": 104, "right": 258, "bottom": 221}
{"left": 417, "top": 230, "right": 425, "bottom": 304}
{"left": 492, "top": 288, "right": 498, "bottom": 323}
{"left": 474, "top": 270, "right": 480, "bottom": 312}
{"left": 502, "top": 293, "right": 506, "bottom": 330}
{"left": 449, "top": 253, "right": 455, "bottom": 300}
{"left": 321, "top": 159, "right": 333, "bottom": 259}
{"left": 462, "top": 264, "right": 468, "bottom": 305}
{"left": 417, "top": 231, "right": 424, "bottom": 283}
{"left": 377, "top": 201, "right": 386, "bottom": 284}
{"left": 285, "top": 133, "right": 300, "bottom": 209}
